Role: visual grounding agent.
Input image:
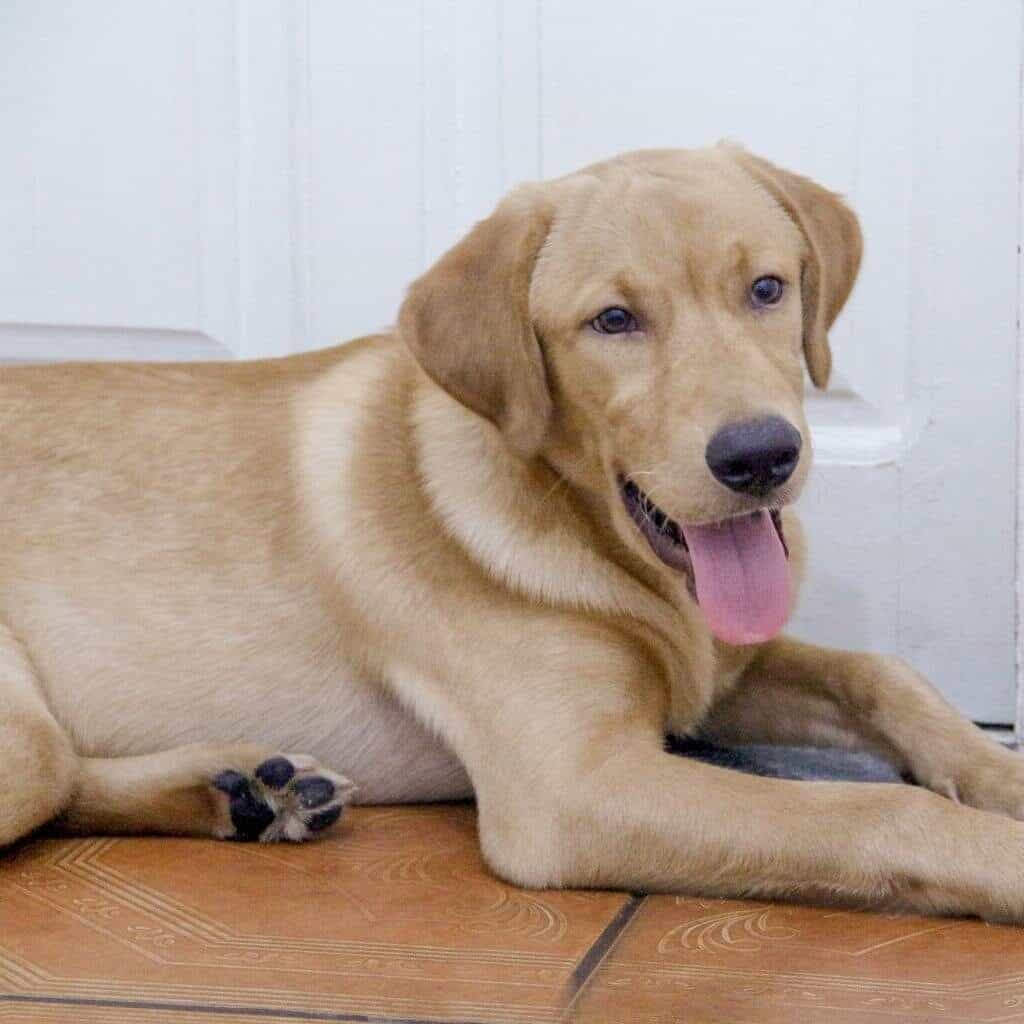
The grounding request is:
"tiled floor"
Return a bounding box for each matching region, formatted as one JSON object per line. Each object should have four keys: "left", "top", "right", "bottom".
{"left": 2, "top": 805, "right": 1024, "bottom": 1024}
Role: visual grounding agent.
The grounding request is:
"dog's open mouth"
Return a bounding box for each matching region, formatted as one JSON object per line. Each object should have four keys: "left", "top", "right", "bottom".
{"left": 619, "top": 476, "right": 791, "bottom": 646}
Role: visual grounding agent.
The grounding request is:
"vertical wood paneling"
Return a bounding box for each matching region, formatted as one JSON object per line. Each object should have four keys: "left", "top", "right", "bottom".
{"left": 1017, "top": 0, "right": 1024, "bottom": 740}
{"left": 498, "top": 0, "right": 541, "bottom": 190}
{"left": 899, "top": 0, "right": 1021, "bottom": 717}
{"left": 306, "top": 0, "right": 424, "bottom": 343}
{"left": 194, "top": 0, "right": 240, "bottom": 355}
{"left": 421, "top": 0, "right": 458, "bottom": 268}
{"left": 451, "top": 0, "right": 502, "bottom": 236}
{"left": 236, "top": 0, "right": 296, "bottom": 358}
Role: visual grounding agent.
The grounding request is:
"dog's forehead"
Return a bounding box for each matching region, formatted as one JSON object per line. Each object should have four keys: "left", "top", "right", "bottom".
{"left": 545, "top": 155, "right": 801, "bottom": 273}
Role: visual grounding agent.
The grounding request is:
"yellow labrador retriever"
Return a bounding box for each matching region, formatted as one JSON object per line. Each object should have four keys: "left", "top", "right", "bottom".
{"left": 3, "top": 144, "right": 1024, "bottom": 921}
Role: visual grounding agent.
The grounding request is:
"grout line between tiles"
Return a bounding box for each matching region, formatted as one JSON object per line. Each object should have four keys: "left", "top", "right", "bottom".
{"left": 0, "top": 993, "right": 491, "bottom": 1024}
{"left": 560, "top": 892, "right": 646, "bottom": 1018}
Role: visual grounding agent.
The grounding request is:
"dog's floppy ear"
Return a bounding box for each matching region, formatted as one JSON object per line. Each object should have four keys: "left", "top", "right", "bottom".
{"left": 399, "top": 185, "right": 553, "bottom": 459}
{"left": 726, "top": 146, "right": 862, "bottom": 389}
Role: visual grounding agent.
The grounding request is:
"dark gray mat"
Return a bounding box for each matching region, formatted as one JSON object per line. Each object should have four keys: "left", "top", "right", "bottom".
{"left": 669, "top": 736, "right": 905, "bottom": 783}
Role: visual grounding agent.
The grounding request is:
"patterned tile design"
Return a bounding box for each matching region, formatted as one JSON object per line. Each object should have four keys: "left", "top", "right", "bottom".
{"left": 0, "top": 805, "right": 629, "bottom": 1023}
{"left": 4, "top": 805, "right": 1024, "bottom": 1023}
{"left": 569, "top": 895, "right": 1024, "bottom": 1023}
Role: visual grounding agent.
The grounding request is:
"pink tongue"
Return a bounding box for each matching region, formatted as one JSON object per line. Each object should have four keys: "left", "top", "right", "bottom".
{"left": 680, "top": 511, "right": 791, "bottom": 646}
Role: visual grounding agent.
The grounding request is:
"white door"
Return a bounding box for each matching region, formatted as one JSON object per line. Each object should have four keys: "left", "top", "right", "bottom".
{"left": 3, "top": 1, "right": 1019, "bottom": 722}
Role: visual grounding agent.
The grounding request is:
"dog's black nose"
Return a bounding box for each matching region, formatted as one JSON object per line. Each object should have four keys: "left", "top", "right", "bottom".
{"left": 705, "top": 416, "right": 802, "bottom": 496}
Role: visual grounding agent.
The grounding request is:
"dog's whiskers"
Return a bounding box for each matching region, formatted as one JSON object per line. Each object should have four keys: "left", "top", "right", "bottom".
{"left": 536, "top": 472, "right": 570, "bottom": 511}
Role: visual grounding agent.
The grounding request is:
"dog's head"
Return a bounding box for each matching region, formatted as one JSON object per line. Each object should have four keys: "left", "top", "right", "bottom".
{"left": 399, "top": 145, "right": 861, "bottom": 645}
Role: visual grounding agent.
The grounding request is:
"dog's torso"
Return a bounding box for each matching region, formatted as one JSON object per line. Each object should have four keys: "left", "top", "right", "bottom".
{"left": 0, "top": 343, "right": 469, "bottom": 801}
{"left": 0, "top": 336, "right": 786, "bottom": 802}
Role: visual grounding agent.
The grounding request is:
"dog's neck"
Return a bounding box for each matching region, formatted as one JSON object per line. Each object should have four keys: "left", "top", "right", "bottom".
{"left": 408, "top": 371, "right": 719, "bottom": 711}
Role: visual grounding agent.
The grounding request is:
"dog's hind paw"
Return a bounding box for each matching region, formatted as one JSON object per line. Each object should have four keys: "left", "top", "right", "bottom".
{"left": 210, "top": 755, "right": 356, "bottom": 842}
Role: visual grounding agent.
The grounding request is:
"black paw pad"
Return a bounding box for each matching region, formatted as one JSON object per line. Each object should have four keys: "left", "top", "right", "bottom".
{"left": 212, "top": 769, "right": 249, "bottom": 798}
{"left": 213, "top": 770, "right": 276, "bottom": 840}
{"left": 306, "top": 804, "right": 344, "bottom": 832}
{"left": 292, "top": 776, "right": 335, "bottom": 809}
{"left": 255, "top": 756, "right": 296, "bottom": 790}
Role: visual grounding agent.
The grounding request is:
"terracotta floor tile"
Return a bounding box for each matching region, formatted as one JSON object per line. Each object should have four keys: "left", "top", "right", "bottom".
{"left": 0, "top": 805, "right": 631, "bottom": 1024}
{"left": 569, "top": 894, "right": 1024, "bottom": 1023}
{"left": 10, "top": 805, "right": 1024, "bottom": 1024}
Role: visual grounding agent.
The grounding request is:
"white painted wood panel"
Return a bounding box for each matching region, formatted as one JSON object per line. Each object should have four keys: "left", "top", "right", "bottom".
{"left": 305, "top": 1, "right": 423, "bottom": 345}
{"left": 898, "top": 1, "right": 1019, "bottom": 720}
{"left": 0, "top": 0, "right": 240, "bottom": 360}
{"left": 2, "top": 0, "right": 1018, "bottom": 719}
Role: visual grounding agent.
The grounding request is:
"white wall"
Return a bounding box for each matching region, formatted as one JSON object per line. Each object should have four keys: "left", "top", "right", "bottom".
{"left": 2, "top": 0, "right": 1020, "bottom": 720}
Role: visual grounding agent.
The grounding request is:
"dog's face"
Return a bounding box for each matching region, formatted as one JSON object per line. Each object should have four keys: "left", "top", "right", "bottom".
{"left": 400, "top": 146, "right": 861, "bottom": 645}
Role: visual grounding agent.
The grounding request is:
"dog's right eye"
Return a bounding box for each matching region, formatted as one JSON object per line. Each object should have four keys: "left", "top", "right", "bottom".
{"left": 591, "top": 307, "right": 637, "bottom": 335}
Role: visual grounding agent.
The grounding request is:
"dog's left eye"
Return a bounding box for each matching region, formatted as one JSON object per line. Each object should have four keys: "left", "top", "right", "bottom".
{"left": 591, "top": 307, "right": 638, "bottom": 334}
{"left": 750, "top": 276, "right": 784, "bottom": 307}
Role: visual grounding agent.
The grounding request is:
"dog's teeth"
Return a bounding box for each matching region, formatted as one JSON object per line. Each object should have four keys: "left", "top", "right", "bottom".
{"left": 621, "top": 475, "right": 687, "bottom": 549}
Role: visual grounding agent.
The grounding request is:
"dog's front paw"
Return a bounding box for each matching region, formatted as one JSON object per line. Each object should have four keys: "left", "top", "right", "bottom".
{"left": 210, "top": 755, "right": 356, "bottom": 842}
{"left": 931, "top": 745, "right": 1024, "bottom": 821}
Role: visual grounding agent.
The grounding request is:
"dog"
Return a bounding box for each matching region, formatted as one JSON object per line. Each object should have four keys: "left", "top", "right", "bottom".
{"left": 3, "top": 144, "right": 1024, "bottom": 922}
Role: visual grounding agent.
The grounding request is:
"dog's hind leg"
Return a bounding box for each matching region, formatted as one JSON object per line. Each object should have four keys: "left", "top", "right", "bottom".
{"left": 0, "top": 623, "right": 78, "bottom": 846}
{"left": 55, "top": 744, "right": 357, "bottom": 842}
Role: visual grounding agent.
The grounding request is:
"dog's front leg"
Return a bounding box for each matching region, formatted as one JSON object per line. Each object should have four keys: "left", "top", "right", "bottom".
{"left": 711, "top": 635, "right": 1024, "bottom": 820}
{"left": 473, "top": 711, "right": 1024, "bottom": 923}
{"left": 403, "top": 618, "right": 1024, "bottom": 922}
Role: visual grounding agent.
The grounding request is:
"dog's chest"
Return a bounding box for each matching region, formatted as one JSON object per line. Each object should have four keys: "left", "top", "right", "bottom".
{"left": 660, "top": 630, "right": 756, "bottom": 737}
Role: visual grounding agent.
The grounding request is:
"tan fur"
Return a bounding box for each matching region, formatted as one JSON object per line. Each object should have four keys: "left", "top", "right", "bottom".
{"left": 2, "top": 144, "right": 1024, "bottom": 921}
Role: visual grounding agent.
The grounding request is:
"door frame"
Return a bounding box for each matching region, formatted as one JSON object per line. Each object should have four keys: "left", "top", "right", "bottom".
{"left": 1016, "top": 17, "right": 1024, "bottom": 741}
